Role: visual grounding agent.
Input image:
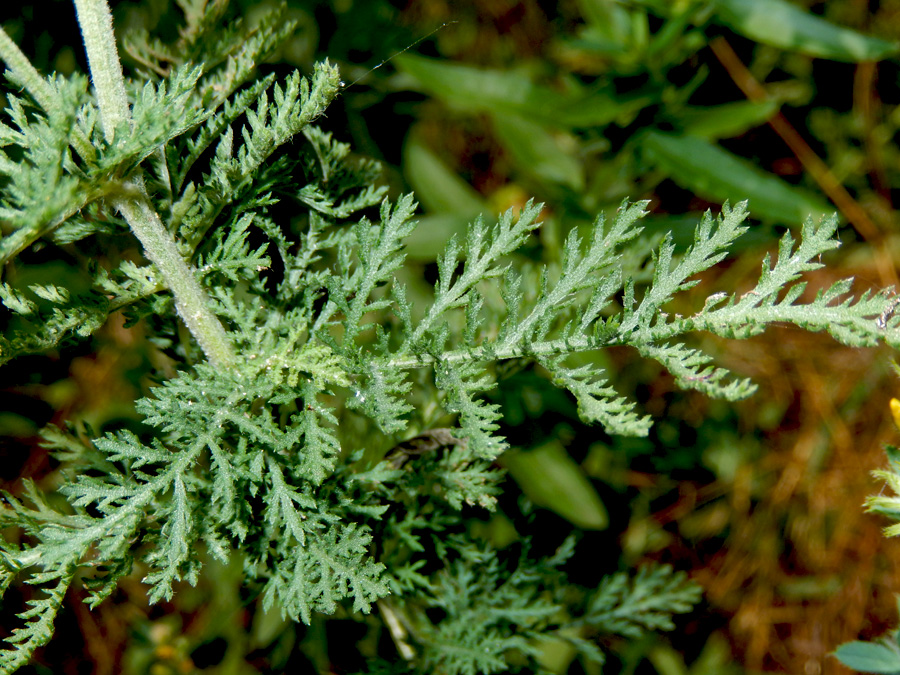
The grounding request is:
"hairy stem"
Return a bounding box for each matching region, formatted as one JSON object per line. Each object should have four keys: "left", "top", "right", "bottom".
{"left": 71, "top": 0, "right": 129, "bottom": 140}
{"left": 115, "top": 184, "right": 237, "bottom": 368}
{"left": 70, "top": 0, "right": 236, "bottom": 369}
{"left": 387, "top": 334, "right": 615, "bottom": 370}
{"left": 0, "top": 26, "right": 55, "bottom": 109}
{"left": 0, "top": 25, "right": 94, "bottom": 160}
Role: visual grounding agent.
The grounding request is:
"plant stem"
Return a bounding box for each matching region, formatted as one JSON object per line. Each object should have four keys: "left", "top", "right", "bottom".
{"left": 70, "top": 0, "right": 236, "bottom": 370}
{"left": 115, "top": 185, "right": 237, "bottom": 369}
{"left": 387, "top": 335, "right": 613, "bottom": 370}
{"left": 0, "top": 26, "right": 55, "bottom": 110}
{"left": 0, "top": 25, "right": 94, "bottom": 160}
{"left": 71, "top": 0, "right": 129, "bottom": 140}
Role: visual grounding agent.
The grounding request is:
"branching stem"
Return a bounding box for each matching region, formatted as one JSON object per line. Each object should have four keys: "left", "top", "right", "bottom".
{"left": 114, "top": 183, "right": 237, "bottom": 368}
{"left": 69, "top": 0, "right": 236, "bottom": 369}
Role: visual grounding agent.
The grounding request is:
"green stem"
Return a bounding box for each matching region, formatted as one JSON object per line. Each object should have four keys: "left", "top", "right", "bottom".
{"left": 115, "top": 183, "right": 236, "bottom": 369}
{"left": 0, "top": 25, "right": 55, "bottom": 109}
{"left": 70, "top": 0, "right": 236, "bottom": 370}
{"left": 71, "top": 0, "right": 129, "bottom": 140}
{"left": 387, "top": 334, "right": 613, "bottom": 370}
{"left": 0, "top": 25, "right": 93, "bottom": 160}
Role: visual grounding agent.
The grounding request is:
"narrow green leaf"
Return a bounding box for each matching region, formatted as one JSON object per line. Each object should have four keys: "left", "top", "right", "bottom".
{"left": 396, "top": 53, "right": 651, "bottom": 129}
{"left": 401, "top": 137, "right": 488, "bottom": 260}
{"left": 502, "top": 441, "right": 608, "bottom": 530}
{"left": 679, "top": 100, "right": 779, "bottom": 140}
{"left": 641, "top": 131, "right": 830, "bottom": 225}
{"left": 713, "top": 0, "right": 899, "bottom": 62}
{"left": 403, "top": 136, "right": 486, "bottom": 217}
{"left": 492, "top": 113, "right": 584, "bottom": 191}
{"left": 577, "top": 0, "right": 632, "bottom": 43}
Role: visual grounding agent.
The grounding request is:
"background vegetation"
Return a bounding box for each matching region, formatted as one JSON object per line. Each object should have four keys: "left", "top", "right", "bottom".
{"left": 4, "top": 0, "right": 900, "bottom": 673}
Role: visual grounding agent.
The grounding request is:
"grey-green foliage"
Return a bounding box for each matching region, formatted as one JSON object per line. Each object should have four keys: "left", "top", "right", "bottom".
{"left": 354, "top": 537, "right": 701, "bottom": 675}
{"left": 1, "top": 1, "right": 899, "bottom": 673}
{"left": 361, "top": 537, "right": 701, "bottom": 675}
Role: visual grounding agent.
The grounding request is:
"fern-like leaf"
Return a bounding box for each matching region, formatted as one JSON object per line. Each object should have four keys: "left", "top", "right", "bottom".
{"left": 581, "top": 564, "right": 702, "bottom": 637}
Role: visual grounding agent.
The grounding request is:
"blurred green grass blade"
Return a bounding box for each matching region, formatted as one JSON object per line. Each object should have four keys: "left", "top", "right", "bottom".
{"left": 832, "top": 641, "right": 900, "bottom": 673}
{"left": 402, "top": 137, "right": 488, "bottom": 259}
{"left": 577, "top": 0, "right": 632, "bottom": 43}
{"left": 679, "top": 100, "right": 779, "bottom": 140}
{"left": 402, "top": 213, "right": 477, "bottom": 261}
{"left": 403, "top": 135, "right": 486, "bottom": 216}
{"left": 713, "top": 0, "right": 899, "bottom": 62}
{"left": 492, "top": 113, "right": 584, "bottom": 191}
{"left": 501, "top": 441, "right": 609, "bottom": 530}
{"left": 556, "top": 87, "right": 653, "bottom": 128}
{"left": 396, "top": 53, "right": 651, "bottom": 128}
{"left": 647, "top": 644, "right": 689, "bottom": 675}
{"left": 641, "top": 131, "right": 831, "bottom": 225}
